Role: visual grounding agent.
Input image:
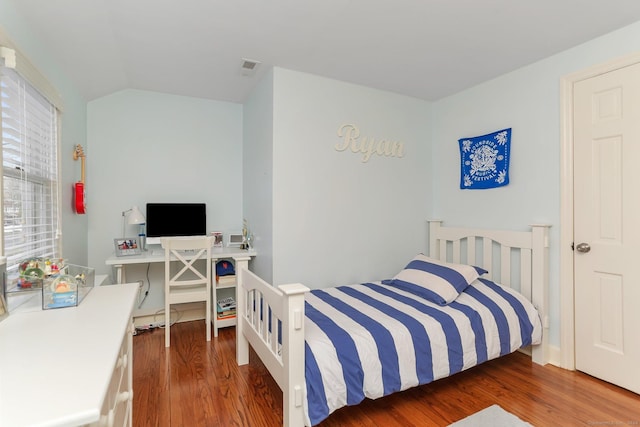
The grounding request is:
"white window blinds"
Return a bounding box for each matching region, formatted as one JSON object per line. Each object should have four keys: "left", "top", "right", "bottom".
{"left": 1, "top": 66, "right": 61, "bottom": 272}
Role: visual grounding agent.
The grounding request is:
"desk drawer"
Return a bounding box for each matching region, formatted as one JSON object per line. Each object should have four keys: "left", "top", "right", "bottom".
{"left": 90, "top": 322, "right": 133, "bottom": 427}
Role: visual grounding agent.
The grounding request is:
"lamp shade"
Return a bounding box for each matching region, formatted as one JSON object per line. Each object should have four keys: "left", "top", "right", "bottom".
{"left": 127, "top": 205, "right": 145, "bottom": 225}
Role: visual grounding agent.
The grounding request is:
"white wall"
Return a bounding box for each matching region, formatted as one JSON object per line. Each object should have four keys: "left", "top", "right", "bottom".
{"left": 271, "top": 68, "right": 432, "bottom": 289}
{"left": 431, "top": 20, "right": 640, "bottom": 349}
{"left": 0, "top": 2, "right": 88, "bottom": 266}
{"left": 87, "top": 89, "right": 243, "bottom": 313}
{"left": 243, "top": 68, "right": 275, "bottom": 281}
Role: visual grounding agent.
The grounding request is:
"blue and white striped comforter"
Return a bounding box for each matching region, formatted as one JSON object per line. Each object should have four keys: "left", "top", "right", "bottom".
{"left": 302, "top": 278, "right": 542, "bottom": 426}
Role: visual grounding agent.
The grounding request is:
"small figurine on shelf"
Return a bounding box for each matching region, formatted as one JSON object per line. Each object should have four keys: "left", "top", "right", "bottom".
{"left": 242, "top": 218, "right": 254, "bottom": 250}
{"left": 54, "top": 280, "right": 71, "bottom": 293}
{"left": 12, "top": 257, "right": 66, "bottom": 291}
{"left": 50, "top": 259, "right": 62, "bottom": 275}
{"left": 46, "top": 275, "right": 78, "bottom": 308}
{"left": 17, "top": 260, "right": 44, "bottom": 289}
{"left": 75, "top": 272, "right": 86, "bottom": 286}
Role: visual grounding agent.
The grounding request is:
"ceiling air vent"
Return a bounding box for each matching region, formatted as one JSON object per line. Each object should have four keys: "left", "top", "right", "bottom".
{"left": 240, "top": 58, "right": 261, "bottom": 76}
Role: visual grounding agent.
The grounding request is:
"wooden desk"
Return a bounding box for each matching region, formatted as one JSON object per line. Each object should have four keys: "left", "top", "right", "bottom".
{"left": 0, "top": 283, "right": 139, "bottom": 427}
{"left": 105, "top": 247, "right": 256, "bottom": 284}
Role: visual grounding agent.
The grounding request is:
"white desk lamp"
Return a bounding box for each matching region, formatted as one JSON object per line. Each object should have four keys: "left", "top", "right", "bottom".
{"left": 121, "top": 205, "right": 145, "bottom": 237}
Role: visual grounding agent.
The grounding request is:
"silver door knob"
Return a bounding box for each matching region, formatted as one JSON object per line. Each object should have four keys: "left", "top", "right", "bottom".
{"left": 576, "top": 243, "right": 591, "bottom": 253}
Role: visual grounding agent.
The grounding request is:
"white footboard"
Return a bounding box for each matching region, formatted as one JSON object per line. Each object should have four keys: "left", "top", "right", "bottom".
{"left": 236, "top": 266, "right": 309, "bottom": 427}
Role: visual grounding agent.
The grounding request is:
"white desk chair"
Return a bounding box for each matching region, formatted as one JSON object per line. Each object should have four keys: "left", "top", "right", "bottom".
{"left": 161, "top": 236, "right": 215, "bottom": 347}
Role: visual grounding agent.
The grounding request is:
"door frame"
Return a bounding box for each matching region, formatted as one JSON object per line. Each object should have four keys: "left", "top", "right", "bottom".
{"left": 559, "top": 51, "right": 640, "bottom": 370}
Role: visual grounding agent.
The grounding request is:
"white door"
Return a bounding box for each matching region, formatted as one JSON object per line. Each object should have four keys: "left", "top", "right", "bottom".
{"left": 574, "top": 61, "right": 640, "bottom": 394}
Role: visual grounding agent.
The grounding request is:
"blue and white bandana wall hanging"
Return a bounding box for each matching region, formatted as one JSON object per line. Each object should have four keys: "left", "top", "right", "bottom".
{"left": 459, "top": 128, "right": 511, "bottom": 190}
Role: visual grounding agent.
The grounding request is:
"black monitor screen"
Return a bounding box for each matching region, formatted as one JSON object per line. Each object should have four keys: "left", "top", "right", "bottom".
{"left": 146, "top": 203, "right": 206, "bottom": 238}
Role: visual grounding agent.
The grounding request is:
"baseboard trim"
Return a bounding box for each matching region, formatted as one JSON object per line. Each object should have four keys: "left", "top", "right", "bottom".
{"left": 518, "top": 343, "right": 563, "bottom": 368}
{"left": 133, "top": 302, "right": 206, "bottom": 328}
{"left": 546, "top": 344, "right": 563, "bottom": 368}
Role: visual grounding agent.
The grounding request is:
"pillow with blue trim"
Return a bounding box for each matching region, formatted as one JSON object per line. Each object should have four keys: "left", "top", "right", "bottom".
{"left": 383, "top": 254, "right": 487, "bottom": 305}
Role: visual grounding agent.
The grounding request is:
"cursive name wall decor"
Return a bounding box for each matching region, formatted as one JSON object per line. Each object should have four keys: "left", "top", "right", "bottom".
{"left": 335, "top": 124, "right": 405, "bottom": 162}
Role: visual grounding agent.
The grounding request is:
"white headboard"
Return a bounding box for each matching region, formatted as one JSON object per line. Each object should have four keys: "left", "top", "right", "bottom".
{"left": 428, "top": 219, "right": 550, "bottom": 365}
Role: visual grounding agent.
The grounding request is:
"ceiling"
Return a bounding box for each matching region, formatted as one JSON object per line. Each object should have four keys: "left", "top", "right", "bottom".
{"left": 11, "top": 0, "right": 640, "bottom": 103}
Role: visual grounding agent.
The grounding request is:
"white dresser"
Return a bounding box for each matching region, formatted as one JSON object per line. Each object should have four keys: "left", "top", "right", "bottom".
{"left": 0, "top": 282, "right": 139, "bottom": 427}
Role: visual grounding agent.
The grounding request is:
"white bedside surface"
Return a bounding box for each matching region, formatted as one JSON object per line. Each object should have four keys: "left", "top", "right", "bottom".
{"left": 0, "top": 282, "right": 138, "bottom": 427}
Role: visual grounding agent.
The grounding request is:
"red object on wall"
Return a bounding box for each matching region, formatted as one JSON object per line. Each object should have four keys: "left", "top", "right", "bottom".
{"left": 73, "top": 144, "right": 86, "bottom": 214}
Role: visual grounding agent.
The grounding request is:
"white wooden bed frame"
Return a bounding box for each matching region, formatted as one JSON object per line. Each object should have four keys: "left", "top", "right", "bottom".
{"left": 236, "top": 220, "right": 550, "bottom": 427}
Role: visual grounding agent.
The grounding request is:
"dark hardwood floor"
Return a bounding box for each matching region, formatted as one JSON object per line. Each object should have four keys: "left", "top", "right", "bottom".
{"left": 133, "top": 320, "right": 640, "bottom": 426}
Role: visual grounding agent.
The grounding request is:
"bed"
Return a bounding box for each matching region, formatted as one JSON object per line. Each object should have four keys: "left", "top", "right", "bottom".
{"left": 236, "top": 220, "right": 550, "bottom": 426}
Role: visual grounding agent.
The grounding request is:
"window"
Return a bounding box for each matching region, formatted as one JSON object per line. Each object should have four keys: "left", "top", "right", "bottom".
{"left": 1, "top": 66, "right": 61, "bottom": 273}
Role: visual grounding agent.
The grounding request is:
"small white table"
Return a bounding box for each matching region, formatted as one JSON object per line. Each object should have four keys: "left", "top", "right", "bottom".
{"left": 0, "top": 283, "right": 139, "bottom": 427}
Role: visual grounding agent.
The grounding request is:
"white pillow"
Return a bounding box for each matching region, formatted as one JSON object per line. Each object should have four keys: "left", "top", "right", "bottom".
{"left": 383, "top": 254, "right": 487, "bottom": 305}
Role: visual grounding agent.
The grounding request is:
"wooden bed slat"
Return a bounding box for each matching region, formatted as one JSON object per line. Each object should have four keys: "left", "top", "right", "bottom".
{"left": 483, "top": 237, "right": 492, "bottom": 277}
{"left": 271, "top": 309, "right": 278, "bottom": 355}
{"left": 521, "top": 248, "right": 532, "bottom": 301}
{"left": 500, "top": 245, "right": 511, "bottom": 287}
{"left": 452, "top": 240, "right": 461, "bottom": 263}
{"left": 467, "top": 236, "right": 476, "bottom": 267}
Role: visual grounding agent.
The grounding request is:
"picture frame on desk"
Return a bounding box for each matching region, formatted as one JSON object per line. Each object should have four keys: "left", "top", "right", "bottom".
{"left": 114, "top": 237, "right": 142, "bottom": 257}
{"left": 211, "top": 231, "right": 223, "bottom": 247}
{"left": 227, "top": 233, "right": 244, "bottom": 247}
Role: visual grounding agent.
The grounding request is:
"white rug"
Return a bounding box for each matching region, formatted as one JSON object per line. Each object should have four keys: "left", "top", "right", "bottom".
{"left": 448, "top": 404, "right": 533, "bottom": 427}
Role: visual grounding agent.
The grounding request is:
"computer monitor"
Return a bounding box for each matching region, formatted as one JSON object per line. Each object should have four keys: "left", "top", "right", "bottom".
{"left": 145, "top": 203, "right": 206, "bottom": 245}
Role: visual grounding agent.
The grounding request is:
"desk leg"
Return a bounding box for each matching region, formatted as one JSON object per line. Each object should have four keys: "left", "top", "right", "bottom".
{"left": 114, "top": 264, "right": 125, "bottom": 284}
